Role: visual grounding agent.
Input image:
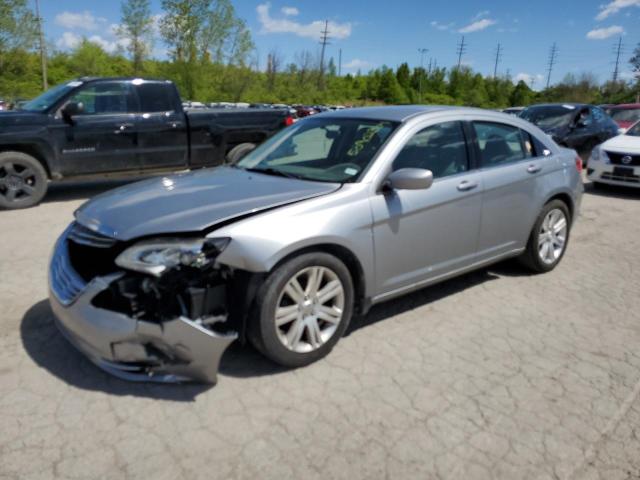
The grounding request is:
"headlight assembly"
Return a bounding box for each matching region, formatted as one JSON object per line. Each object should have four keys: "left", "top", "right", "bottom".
{"left": 115, "top": 237, "right": 230, "bottom": 277}
{"left": 590, "top": 147, "right": 609, "bottom": 164}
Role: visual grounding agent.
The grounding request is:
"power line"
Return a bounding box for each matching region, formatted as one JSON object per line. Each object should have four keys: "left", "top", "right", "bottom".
{"left": 546, "top": 42, "right": 558, "bottom": 89}
{"left": 493, "top": 43, "right": 502, "bottom": 78}
{"left": 318, "top": 20, "right": 331, "bottom": 88}
{"left": 34, "top": 0, "right": 48, "bottom": 90}
{"left": 456, "top": 36, "right": 467, "bottom": 69}
{"left": 612, "top": 37, "right": 623, "bottom": 82}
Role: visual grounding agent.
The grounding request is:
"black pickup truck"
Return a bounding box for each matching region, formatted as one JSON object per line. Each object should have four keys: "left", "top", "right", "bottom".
{"left": 0, "top": 78, "right": 292, "bottom": 209}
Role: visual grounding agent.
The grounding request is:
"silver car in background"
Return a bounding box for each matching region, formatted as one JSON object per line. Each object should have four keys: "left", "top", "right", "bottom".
{"left": 49, "top": 106, "right": 583, "bottom": 383}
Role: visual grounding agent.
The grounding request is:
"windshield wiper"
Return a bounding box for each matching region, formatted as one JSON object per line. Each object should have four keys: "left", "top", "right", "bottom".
{"left": 243, "top": 167, "right": 306, "bottom": 180}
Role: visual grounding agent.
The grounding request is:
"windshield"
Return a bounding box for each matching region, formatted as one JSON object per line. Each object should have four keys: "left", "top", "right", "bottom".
{"left": 19, "top": 81, "right": 81, "bottom": 112}
{"left": 610, "top": 108, "right": 640, "bottom": 123}
{"left": 520, "top": 106, "right": 577, "bottom": 129}
{"left": 236, "top": 117, "right": 399, "bottom": 183}
{"left": 627, "top": 121, "right": 640, "bottom": 137}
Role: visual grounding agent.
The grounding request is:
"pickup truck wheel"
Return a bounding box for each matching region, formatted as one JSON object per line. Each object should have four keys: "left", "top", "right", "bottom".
{"left": 0, "top": 152, "right": 48, "bottom": 209}
{"left": 248, "top": 252, "right": 354, "bottom": 368}
{"left": 226, "top": 143, "right": 256, "bottom": 164}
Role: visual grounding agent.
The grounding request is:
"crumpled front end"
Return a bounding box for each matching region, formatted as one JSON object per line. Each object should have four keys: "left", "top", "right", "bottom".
{"left": 48, "top": 223, "right": 239, "bottom": 384}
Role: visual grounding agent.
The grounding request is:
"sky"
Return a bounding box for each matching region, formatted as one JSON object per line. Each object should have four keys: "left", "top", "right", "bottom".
{"left": 38, "top": 0, "right": 640, "bottom": 90}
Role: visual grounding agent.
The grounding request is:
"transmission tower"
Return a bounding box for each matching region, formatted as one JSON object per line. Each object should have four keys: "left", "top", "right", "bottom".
{"left": 319, "top": 20, "right": 331, "bottom": 88}
{"left": 493, "top": 43, "right": 502, "bottom": 78}
{"left": 546, "top": 42, "right": 558, "bottom": 89}
{"left": 613, "top": 37, "right": 624, "bottom": 82}
{"left": 456, "top": 36, "right": 467, "bottom": 69}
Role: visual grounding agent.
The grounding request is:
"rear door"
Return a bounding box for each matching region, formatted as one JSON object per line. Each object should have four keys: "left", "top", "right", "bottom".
{"left": 474, "top": 121, "right": 554, "bottom": 259}
{"left": 134, "top": 82, "right": 189, "bottom": 170}
{"left": 53, "top": 82, "right": 140, "bottom": 175}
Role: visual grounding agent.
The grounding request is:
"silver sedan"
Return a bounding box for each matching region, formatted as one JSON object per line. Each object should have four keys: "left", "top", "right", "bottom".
{"left": 49, "top": 106, "right": 584, "bottom": 383}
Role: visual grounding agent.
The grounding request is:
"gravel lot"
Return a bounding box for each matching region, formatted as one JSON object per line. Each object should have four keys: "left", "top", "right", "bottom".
{"left": 1, "top": 177, "right": 640, "bottom": 480}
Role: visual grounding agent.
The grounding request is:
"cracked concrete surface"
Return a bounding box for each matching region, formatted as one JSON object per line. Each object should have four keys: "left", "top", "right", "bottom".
{"left": 1, "top": 179, "right": 639, "bottom": 480}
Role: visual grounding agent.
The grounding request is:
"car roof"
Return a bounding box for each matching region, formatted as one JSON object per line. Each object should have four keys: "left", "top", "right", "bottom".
{"left": 316, "top": 105, "right": 490, "bottom": 123}
{"left": 525, "top": 103, "right": 590, "bottom": 109}
{"left": 609, "top": 103, "right": 640, "bottom": 109}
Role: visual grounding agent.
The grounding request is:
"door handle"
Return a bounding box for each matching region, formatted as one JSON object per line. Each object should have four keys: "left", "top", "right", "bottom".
{"left": 114, "top": 123, "right": 135, "bottom": 134}
{"left": 527, "top": 164, "right": 542, "bottom": 174}
{"left": 167, "top": 121, "right": 183, "bottom": 129}
{"left": 457, "top": 180, "right": 479, "bottom": 192}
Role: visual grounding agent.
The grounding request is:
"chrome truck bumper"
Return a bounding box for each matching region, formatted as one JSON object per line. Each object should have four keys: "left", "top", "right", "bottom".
{"left": 48, "top": 233, "right": 237, "bottom": 384}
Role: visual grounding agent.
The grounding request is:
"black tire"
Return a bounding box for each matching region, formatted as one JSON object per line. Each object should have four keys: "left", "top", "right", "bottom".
{"left": 248, "top": 252, "right": 354, "bottom": 368}
{"left": 226, "top": 143, "right": 256, "bottom": 164}
{"left": 519, "top": 200, "right": 571, "bottom": 273}
{"left": 0, "top": 151, "right": 48, "bottom": 210}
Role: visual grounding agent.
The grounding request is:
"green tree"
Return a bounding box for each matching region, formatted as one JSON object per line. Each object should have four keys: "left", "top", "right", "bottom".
{"left": 0, "top": 0, "right": 37, "bottom": 68}
{"left": 378, "top": 67, "right": 408, "bottom": 104}
{"left": 117, "top": 0, "right": 154, "bottom": 75}
{"left": 631, "top": 43, "right": 640, "bottom": 82}
{"left": 510, "top": 80, "right": 533, "bottom": 106}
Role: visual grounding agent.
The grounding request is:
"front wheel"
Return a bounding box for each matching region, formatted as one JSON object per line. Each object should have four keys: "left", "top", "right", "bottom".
{"left": 0, "top": 151, "right": 48, "bottom": 210}
{"left": 519, "top": 200, "right": 571, "bottom": 273}
{"left": 225, "top": 143, "right": 256, "bottom": 164}
{"left": 248, "top": 252, "right": 354, "bottom": 368}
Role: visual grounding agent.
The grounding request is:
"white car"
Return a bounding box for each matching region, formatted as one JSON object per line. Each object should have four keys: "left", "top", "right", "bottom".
{"left": 588, "top": 120, "right": 640, "bottom": 188}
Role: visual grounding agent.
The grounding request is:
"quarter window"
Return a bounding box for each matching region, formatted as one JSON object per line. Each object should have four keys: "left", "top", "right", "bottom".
{"left": 392, "top": 121, "right": 469, "bottom": 179}
{"left": 473, "top": 122, "right": 527, "bottom": 167}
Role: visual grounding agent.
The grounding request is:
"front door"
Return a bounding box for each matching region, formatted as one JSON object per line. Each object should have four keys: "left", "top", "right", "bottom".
{"left": 371, "top": 121, "right": 483, "bottom": 297}
{"left": 52, "top": 82, "right": 140, "bottom": 176}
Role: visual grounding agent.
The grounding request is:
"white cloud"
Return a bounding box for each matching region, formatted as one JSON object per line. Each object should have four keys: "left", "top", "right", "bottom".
{"left": 472, "top": 10, "right": 490, "bottom": 21}
{"left": 343, "top": 59, "right": 373, "bottom": 71}
{"left": 56, "top": 31, "right": 82, "bottom": 50}
{"left": 515, "top": 73, "right": 544, "bottom": 88}
{"left": 257, "top": 3, "right": 352, "bottom": 40}
{"left": 281, "top": 6, "right": 299, "bottom": 16}
{"left": 586, "top": 25, "right": 625, "bottom": 39}
{"left": 55, "top": 11, "right": 106, "bottom": 31}
{"left": 596, "top": 0, "right": 640, "bottom": 20}
{"left": 430, "top": 20, "right": 455, "bottom": 31}
{"left": 458, "top": 18, "right": 496, "bottom": 33}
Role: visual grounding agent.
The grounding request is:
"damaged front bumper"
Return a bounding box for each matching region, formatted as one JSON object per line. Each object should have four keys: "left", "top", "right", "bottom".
{"left": 48, "top": 230, "right": 238, "bottom": 384}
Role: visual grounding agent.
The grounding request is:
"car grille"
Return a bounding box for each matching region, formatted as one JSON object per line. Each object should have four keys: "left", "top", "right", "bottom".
{"left": 68, "top": 222, "right": 118, "bottom": 248}
{"left": 606, "top": 151, "right": 640, "bottom": 166}
{"left": 601, "top": 171, "right": 640, "bottom": 184}
{"left": 50, "top": 230, "right": 88, "bottom": 305}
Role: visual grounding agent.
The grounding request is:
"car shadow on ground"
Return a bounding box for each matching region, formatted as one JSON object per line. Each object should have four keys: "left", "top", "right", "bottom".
{"left": 21, "top": 262, "right": 522, "bottom": 396}
{"left": 583, "top": 181, "right": 640, "bottom": 200}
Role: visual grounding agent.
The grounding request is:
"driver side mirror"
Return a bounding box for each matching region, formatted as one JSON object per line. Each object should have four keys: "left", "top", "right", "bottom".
{"left": 385, "top": 168, "right": 434, "bottom": 191}
{"left": 61, "top": 102, "right": 84, "bottom": 122}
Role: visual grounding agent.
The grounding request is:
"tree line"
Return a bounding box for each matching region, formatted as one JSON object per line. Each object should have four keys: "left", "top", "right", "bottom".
{"left": 1, "top": 0, "right": 639, "bottom": 108}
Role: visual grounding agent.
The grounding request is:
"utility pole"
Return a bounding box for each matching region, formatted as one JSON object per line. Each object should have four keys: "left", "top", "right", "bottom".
{"left": 318, "top": 20, "right": 331, "bottom": 89}
{"left": 427, "top": 57, "right": 433, "bottom": 74}
{"left": 546, "top": 42, "right": 558, "bottom": 89}
{"left": 418, "top": 48, "right": 428, "bottom": 104}
{"left": 493, "top": 43, "right": 502, "bottom": 78}
{"left": 529, "top": 77, "right": 536, "bottom": 90}
{"left": 34, "top": 0, "right": 48, "bottom": 90}
{"left": 338, "top": 48, "right": 342, "bottom": 77}
{"left": 612, "top": 36, "right": 623, "bottom": 82}
{"left": 456, "top": 36, "right": 467, "bottom": 69}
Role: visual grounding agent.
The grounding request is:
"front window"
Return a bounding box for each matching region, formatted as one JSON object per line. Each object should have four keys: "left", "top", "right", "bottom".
{"left": 627, "top": 121, "right": 640, "bottom": 137}
{"left": 236, "top": 118, "right": 398, "bottom": 183}
{"left": 19, "top": 81, "right": 80, "bottom": 112}
{"left": 610, "top": 108, "right": 640, "bottom": 123}
{"left": 67, "top": 83, "right": 137, "bottom": 115}
{"left": 520, "top": 105, "right": 577, "bottom": 129}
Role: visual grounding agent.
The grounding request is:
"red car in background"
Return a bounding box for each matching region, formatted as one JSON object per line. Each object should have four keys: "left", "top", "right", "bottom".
{"left": 606, "top": 104, "right": 640, "bottom": 131}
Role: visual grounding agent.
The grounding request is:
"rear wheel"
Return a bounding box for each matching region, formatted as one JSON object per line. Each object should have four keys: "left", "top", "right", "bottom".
{"left": 248, "top": 252, "right": 354, "bottom": 368}
{"left": 226, "top": 143, "right": 256, "bottom": 164}
{"left": 519, "top": 200, "right": 571, "bottom": 273}
{"left": 0, "top": 152, "right": 48, "bottom": 210}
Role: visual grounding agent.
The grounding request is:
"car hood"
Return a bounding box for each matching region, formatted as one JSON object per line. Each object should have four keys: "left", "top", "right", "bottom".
{"left": 0, "top": 110, "right": 48, "bottom": 128}
{"left": 75, "top": 167, "right": 341, "bottom": 241}
{"left": 601, "top": 134, "right": 640, "bottom": 154}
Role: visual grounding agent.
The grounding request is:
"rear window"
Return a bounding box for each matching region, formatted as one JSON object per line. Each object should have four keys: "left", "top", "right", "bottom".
{"left": 135, "top": 83, "right": 175, "bottom": 113}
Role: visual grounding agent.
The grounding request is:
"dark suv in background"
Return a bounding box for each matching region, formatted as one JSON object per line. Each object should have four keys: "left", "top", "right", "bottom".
{"left": 520, "top": 103, "right": 619, "bottom": 161}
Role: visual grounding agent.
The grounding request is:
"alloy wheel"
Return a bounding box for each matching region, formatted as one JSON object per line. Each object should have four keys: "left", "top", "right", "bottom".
{"left": 537, "top": 208, "right": 568, "bottom": 265}
{"left": 0, "top": 161, "right": 38, "bottom": 203}
{"left": 275, "top": 266, "right": 345, "bottom": 353}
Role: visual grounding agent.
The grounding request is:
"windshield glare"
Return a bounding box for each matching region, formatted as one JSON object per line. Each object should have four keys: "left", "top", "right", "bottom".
{"left": 520, "top": 106, "right": 577, "bottom": 129}
{"left": 610, "top": 108, "right": 640, "bottom": 123}
{"left": 627, "top": 122, "right": 640, "bottom": 137}
{"left": 19, "top": 82, "right": 80, "bottom": 112}
{"left": 236, "top": 118, "right": 398, "bottom": 183}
